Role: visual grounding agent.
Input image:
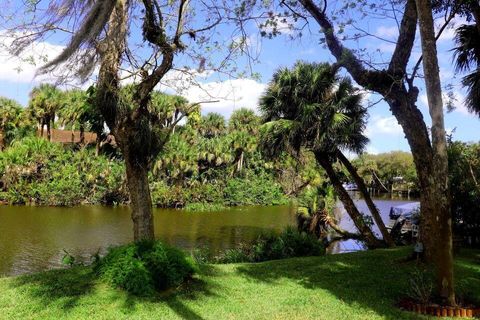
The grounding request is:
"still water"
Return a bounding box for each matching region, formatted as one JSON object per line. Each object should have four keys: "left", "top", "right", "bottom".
{"left": 0, "top": 205, "right": 296, "bottom": 276}
{"left": 0, "top": 194, "right": 418, "bottom": 276}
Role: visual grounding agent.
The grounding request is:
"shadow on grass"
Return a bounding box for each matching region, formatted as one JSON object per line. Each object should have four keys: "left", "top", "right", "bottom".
{"left": 10, "top": 263, "right": 224, "bottom": 319}
{"left": 10, "top": 266, "right": 96, "bottom": 311}
{"left": 118, "top": 264, "right": 225, "bottom": 319}
{"left": 235, "top": 247, "right": 480, "bottom": 320}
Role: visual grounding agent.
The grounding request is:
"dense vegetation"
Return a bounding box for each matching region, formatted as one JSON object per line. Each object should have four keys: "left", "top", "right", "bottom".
{"left": 0, "top": 99, "right": 323, "bottom": 209}
{"left": 448, "top": 141, "right": 480, "bottom": 247}
{"left": 351, "top": 151, "right": 419, "bottom": 194}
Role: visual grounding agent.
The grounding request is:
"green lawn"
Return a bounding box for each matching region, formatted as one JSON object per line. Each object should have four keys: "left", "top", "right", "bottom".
{"left": 0, "top": 247, "right": 479, "bottom": 320}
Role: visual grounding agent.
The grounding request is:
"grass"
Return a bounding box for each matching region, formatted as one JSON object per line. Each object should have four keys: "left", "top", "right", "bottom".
{"left": 0, "top": 247, "right": 479, "bottom": 320}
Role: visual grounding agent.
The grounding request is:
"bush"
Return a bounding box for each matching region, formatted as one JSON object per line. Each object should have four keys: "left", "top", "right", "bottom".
{"left": 96, "top": 241, "right": 197, "bottom": 296}
{"left": 223, "top": 174, "right": 289, "bottom": 206}
{"left": 216, "top": 227, "right": 325, "bottom": 263}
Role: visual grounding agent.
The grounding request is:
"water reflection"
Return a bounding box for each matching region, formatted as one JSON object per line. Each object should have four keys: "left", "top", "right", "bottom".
{"left": 0, "top": 205, "right": 296, "bottom": 276}
{"left": 0, "top": 194, "right": 418, "bottom": 276}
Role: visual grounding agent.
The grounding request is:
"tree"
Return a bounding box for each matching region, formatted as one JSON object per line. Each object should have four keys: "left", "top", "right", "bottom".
{"left": 228, "top": 108, "right": 260, "bottom": 173}
{"left": 259, "top": 62, "right": 388, "bottom": 248}
{"left": 353, "top": 152, "right": 418, "bottom": 193}
{"left": 254, "top": 0, "right": 458, "bottom": 303}
{"left": 9, "top": 0, "right": 239, "bottom": 241}
{"left": 416, "top": 0, "right": 454, "bottom": 304}
{"left": 448, "top": 141, "right": 480, "bottom": 248}
{"left": 27, "top": 84, "right": 63, "bottom": 141}
{"left": 60, "top": 89, "right": 90, "bottom": 145}
{"left": 0, "top": 97, "right": 24, "bottom": 150}
{"left": 199, "top": 113, "right": 227, "bottom": 139}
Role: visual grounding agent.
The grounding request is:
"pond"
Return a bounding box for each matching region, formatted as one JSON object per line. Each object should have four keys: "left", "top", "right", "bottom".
{"left": 0, "top": 194, "right": 418, "bottom": 276}
{"left": 0, "top": 205, "right": 296, "bottom": 276}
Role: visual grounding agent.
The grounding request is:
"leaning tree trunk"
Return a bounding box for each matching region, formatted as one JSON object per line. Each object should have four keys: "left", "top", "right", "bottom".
{"left": 336, "top": 150, "right": 395, "bottom": 247}
{"left": 298, "top": 0, "right": 454, "bottom": 304}
{"left": 123, "top": 144, "right": 155, "bottom": 241}
{"left": 416, "top": 0, "right": 455, "bottom": 305}
{"left": 315, "top": 152, "right": 383, "bottom": 248}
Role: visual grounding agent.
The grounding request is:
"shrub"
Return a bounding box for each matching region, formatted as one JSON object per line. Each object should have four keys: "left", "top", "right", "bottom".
{"left": 407, "top": 268, "right": 434, "bottom": 304}
{"left": 223, "top": 174, "right": 289, "bottom": 206}
{"left": 215, "top": 227, "right": 325, "bottom": 263}
{"left": 96, "top": 241, "right": 197, "bottom": 296}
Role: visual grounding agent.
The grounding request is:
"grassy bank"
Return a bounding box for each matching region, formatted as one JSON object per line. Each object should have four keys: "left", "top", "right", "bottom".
{"left": 0, "top": 247, "right": 479, "bottom": 320}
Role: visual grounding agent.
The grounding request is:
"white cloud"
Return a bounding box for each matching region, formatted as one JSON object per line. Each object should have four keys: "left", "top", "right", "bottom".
{"left": 375, "top": 26, "right": 398, "bottom": 38}
{"left": 419, "top": 91, "right": 472, "bottom": 116}
{"left": 365, "top": 115, "right": 403, "bottom": 137}
{"left": 0, "top": 31, "right": 65, "bottom": 84}
{"left": 366, "top": 145, "right": 379, "bottom": 155}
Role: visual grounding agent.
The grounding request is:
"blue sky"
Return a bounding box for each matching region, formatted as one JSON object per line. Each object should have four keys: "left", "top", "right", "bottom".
{"left": 0, "top": 1, "right": 478, "bottom": 154}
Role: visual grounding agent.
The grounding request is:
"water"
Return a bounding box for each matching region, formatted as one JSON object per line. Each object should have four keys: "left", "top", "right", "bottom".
{"left": 0, "top": 194, "right": 418, "bottom": 276}
{"left": 328, "top": 192, "right": 419, "bottom": 253}
{"left": 0, "top": 205, "right": 296, "bottom": 276}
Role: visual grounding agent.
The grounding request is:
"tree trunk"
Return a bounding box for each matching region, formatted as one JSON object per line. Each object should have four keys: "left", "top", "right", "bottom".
{"left": 238, "top": 151, "right": 244, "bottom": 172}
{"left": 95, "top": 136, "right": 101, "bottom": 156}
{"left": 46, "top": 119, "right": 51, "bottom": 141}
{"left": 415, "top": 0, "right": 455, "bottom": 305}
{"left": 469, "top": 163, "right": 478, "bottom": 187}
{"left": 336, "top": 150, "right": 395, "bottom": 247}
{"left": 315, "top": 152, "right": 383, "bottom": 248}
{"left": 40, "top": 121, "right": 44, "bottom": 137}
{"left": 123, "top": 146, "right": 155, "bottom": 242}
{"left": 298, "top": 0, "right": 456, "bottom": 303}
{"left": 79, "top": 124, "right": 85, "bottom": 145}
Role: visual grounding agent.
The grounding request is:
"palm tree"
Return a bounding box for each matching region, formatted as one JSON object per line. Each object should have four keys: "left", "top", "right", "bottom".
{"left": 259, "top": 62, "right": 392, "bottom": 248}
{"left": 60, "top": 88, "right": 106, "bottom": 151}
{"left": 60, "top": 89, "right": 89, "bottom": 144}
{"left": 228, "top": 108, "right": 260, "bottom": 173}
{"left": 27, "top": 84, "right": 64, "bottom": 141}
{"left": 0, "top": 97, "right": 24, "bottom": 150}
{"left": 453, "top": 22, "right": 480, "bottom": 116}
{"left": 229, "top": 108, "right": 259, "bottom": 133}
{"left": 153, "top": 128, "right": 199, "bottom": 184}
{"left": 198, "top": 113, "right": 226, "bottom": 138}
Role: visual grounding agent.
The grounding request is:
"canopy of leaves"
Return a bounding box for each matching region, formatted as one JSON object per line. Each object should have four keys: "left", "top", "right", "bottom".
{"left": 259, "top": 62, "right": 368, "bottom": 158}
{"left": 453, "top": 23, "right": 480, "bottom": 116}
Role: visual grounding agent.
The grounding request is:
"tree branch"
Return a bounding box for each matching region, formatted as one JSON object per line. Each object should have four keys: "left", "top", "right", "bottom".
{"left": 298, "top": 0, "right": 391, "bottom": 92}
{"left": 388, "top": 0, "right": 418, "bottom": 75}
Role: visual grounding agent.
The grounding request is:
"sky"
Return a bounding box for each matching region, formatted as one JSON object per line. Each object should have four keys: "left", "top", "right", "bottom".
{"left": 0, "top": 1, "right": 479, "bottom": 155}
